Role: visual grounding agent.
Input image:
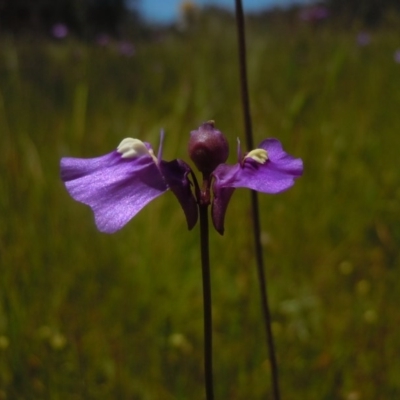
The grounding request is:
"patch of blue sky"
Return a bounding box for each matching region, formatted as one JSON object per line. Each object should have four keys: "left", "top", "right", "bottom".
{"left": 136, "top": 0, "right": 313, "bottom": 23}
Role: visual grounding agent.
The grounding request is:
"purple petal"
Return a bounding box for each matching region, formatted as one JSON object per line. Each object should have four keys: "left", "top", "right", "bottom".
{"left": 211, "top": 187, "right": 235, "bottom": 235}
{"left": 61, "top": 150, "right": 167, "bottom": 233}
{"left": 159, "top": 159, "right": 198, "bottom": 230}
{"left": 213, "top": 138, "right": 303, "bottom": 194}
{"left": 211, "top": 138, "right": 303, "bottom": 233}
{"left": 257, "top": 138, "right": 303, "bottom": 177}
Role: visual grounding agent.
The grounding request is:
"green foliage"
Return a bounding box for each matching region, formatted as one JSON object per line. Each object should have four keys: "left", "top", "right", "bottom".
{"left": 1, "top": 15, "right": 400, "bottom": 399}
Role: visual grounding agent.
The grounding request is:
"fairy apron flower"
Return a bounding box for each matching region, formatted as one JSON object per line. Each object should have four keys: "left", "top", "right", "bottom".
{"left": 60, "top": 121, "right": 303, "bottom": 234}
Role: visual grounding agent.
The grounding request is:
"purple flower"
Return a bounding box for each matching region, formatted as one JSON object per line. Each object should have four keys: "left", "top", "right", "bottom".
{"left": 51, "top": 23, "right": 69, "bottom": 39}
{"left": 356, "top": 32, "right": 371, "bottom": 47}
{"left": 394, "top": 49, "right": 400, "bottom": 64}
{"left": 60, "top": 122, "right": 303, "bottom": 234}
{"left": 96, "top": 34, "right": 110, "bottom": 47}
{"left": 61, "top": 134, "right": 197, "bottom": 233}
{"left": 299, "top": 6, "right": 329, "bottom": 23}
{"left": 118, "top": 41, "right": 135, "bottom": 57}
{"left": 211, "top": 138, "right": 303, "bottom": 233}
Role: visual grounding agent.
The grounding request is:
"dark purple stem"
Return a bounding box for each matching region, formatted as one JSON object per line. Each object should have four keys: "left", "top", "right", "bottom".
{"left": 199, "top": 203, "right": 214, "bottom": 400}
{"left": 234, "top": 1, "right": 281, "bottom": 399}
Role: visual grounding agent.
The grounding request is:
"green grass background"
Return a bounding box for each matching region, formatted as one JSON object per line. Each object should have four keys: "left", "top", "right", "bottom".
{"left": 1, "top": 12, "right": 400, "bottom": 399}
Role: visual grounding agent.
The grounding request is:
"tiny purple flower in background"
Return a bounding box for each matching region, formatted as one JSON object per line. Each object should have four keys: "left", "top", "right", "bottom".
{"left": 118, "top": 41, "right": 135, "bottom": 57}
{"left": 394, "top": 49, "right": 400, "bottom": 64}
{"left": 96, "top": 34, "right": 110, "bottom": 47}
{"left": 60, "top": 122, "right": 303, "bottom": 234}
{"left": 299, "top": 5, "right": 329, "bottom": 23}
{"left": 356, "top": 32, "right": 371, "bottom": 47}
{"left": 51, "top": 23, "right": 69, "bottom": 39}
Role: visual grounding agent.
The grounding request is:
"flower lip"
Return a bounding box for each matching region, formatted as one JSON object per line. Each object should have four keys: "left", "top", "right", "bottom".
{"left": 60, "top": 149, "right": 168, "bottom": 234}
{"left": 60, "top": 132, "right": 198, "bottom": 233}
{"left": 211, "top": 138, "right": 303, "bottom": 234}
{"left": 188, "top": 121, "right": 229, "bottom": 175}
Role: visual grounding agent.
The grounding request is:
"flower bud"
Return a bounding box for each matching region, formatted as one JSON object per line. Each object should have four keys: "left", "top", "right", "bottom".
{"left": 188, "top": 121, "right": 229, "bottom": 175}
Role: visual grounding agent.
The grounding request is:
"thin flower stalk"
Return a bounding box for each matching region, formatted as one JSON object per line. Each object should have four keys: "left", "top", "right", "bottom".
{"left": 199, "top": 203, "right": 214, "bottom": 400}
{"left": 235, "top": 0, "right": 281, "bottom": 399}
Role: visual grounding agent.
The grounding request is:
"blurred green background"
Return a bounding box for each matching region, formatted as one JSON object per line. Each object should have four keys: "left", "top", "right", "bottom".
{"left": 1, "top": 4, "right": 400, "bottom": 400}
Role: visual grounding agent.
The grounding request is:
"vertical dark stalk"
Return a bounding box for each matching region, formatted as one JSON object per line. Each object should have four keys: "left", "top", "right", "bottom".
{"left": 234, "top": 1, "right": 281, "bottom": 399}
{"left": 199, "top": 203, "right": 214, "bottom": 400}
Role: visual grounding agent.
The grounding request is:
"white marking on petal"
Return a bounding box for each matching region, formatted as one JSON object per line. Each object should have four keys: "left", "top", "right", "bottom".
{"left": 245, "top": 148, "right": 269, "bottom": 164}
{"left": 117, "top": 138, "right": 157, "bottom": 163}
